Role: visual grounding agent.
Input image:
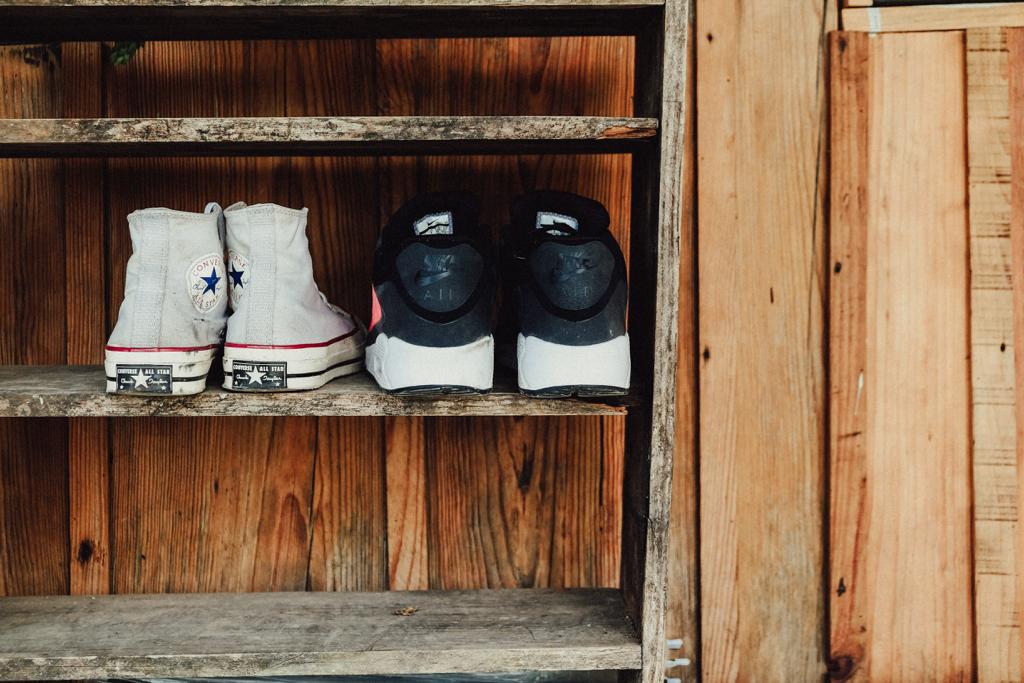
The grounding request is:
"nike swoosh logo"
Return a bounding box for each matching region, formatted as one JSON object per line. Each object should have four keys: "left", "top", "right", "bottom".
{"left": 415, "top": 270, "right": 452, "bottom": 287}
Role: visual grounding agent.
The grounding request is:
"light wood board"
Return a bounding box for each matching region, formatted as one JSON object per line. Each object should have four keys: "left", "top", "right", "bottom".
{"left": 968, "top": 26, "right": 1021, "bottom": 683}
{"left": 843, "top": 3, "right": 1024, "bottom": 33}
{"left": 829, "top": 30, "right": 974, "bottom": 682}
{"left": 696, "top": 0, "right": 834, "bottom": 679}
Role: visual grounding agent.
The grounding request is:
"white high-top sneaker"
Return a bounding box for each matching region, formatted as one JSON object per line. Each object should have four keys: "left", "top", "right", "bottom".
{"left": 105, "top": 203, "right": 228, "bottom": 396}
{"left": 222, "top": 203, "right": 365, "bottom": 392}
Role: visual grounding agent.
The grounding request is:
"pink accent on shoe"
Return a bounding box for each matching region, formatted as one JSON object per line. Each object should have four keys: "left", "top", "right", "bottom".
{"left": 370, "top": 286, "right": 383, "bottom": 332}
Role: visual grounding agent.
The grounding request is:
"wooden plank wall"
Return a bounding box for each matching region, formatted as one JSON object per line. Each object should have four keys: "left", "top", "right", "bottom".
{"left": 696, "top": 1, "right": 834, "bottom": 680}
{"left": 968, "top": 27, "right": 1021, "bottom": 683}
{"left": 830, "top": 30, "right": 974, "bottom": 682}
{"left": 0, "top": 37, "right": 631, "bottom": 597}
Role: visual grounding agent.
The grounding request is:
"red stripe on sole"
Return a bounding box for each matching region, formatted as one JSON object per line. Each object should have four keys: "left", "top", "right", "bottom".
{"left": 224, "top": 328, "right": 359, "bottom": 350}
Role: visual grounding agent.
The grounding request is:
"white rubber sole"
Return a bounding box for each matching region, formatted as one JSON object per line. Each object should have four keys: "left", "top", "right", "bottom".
{"left": 365, "top": 333, "right": 494, "bottom": 393}
{"left": 517, "top": 333, "right": 631, "bottom": 396}
{"left": 223, "top": 329, "right": 365, "bottom": 392}
{"left": 105, "top": 347, "right": 217, "bottom": 396}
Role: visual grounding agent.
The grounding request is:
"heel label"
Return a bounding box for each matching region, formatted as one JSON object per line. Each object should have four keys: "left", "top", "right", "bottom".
{"left": 115, "top": 365, "right": 173, "bottom": 394}
{"left": 233, "top": 361, "right": 287, "bottom": 390}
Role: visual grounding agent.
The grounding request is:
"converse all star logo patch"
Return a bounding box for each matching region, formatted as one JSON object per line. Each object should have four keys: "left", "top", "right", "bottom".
{"left": 187, "top": 253, "right": 226, "bottom": 313}
{"left": 115, "top": 364, "right": 172, "bottom": 394}
{"left": 227, "top": 250, "right": 250, "bottom": 308}
{"left": 233, "top": 361, "right": 287, "bottom": 390}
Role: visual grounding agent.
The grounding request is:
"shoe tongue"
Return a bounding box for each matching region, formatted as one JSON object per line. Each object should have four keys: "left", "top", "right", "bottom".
{"left": 413, "top": 210, "right": 454, "bottom": 236}
{"left": 534, "top": 210, "right": 579, "bottom": 235}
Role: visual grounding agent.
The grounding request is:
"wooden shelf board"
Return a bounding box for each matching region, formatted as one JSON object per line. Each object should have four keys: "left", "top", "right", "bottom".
{"left": 842, "top": 3, "right": 1024, "bottom": 33}
{"left": 0, "top": 588, "right": 641, "bottom": 680}
{"left": 0, "top": 2, "right": 663, "bottom": 40}
{"left": 0, "top": 365, "right": 634, "bottom": 417}
{"left": 0, "top": 116, "right": 658, "bottom": 158}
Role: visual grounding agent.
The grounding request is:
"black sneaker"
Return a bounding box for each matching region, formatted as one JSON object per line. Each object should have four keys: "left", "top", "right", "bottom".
{"left": 504, "top": 191, "right": 630, "bottom": 397}
{"left": 365, "top": 192, "right": 495, "bottom": 394}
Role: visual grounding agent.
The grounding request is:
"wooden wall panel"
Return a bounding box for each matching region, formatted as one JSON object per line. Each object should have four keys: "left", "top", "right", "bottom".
{"left": 373, "top": 36, "right": 631, "bottom": 591}
{"left": 1, "top": 35, "right": 630, "bottom": 601}
{"left": 968, "top": 27, "right": 1020, "bottom": 683}
{"left": 1011, "top": 26, "right": 1024, "bottom": 683}
{"left": 696, "top": 1, "right": 834, "bottom": 679}
{"left": 0, "top": 44, "right": 68, "bottom": 598}
{"left": 829, "top": 31, "right": 974, "bottom": 683}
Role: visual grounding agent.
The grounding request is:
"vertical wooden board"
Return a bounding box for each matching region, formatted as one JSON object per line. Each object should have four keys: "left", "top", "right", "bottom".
{"left": 1010, "top": 26, "right": 1024, "bottom": 683}
{"left": 101, "top": 41, "right": 320, "bottom": 595}
{"left": 830, "top": 31, "right": 974, "bottom": 682}
{"left": 664, "top": 4, "right": 697, "bottom": 676}
{"left": 697, "top": 1, "right": 834, "bottom": 680}
{"left": 386, "top": 416, "right": 429, "bottom": 590}
{"left": 426, "top": 416, "right": 617, "bottom": 589}
{"left": 283, "top": 39, "right": 387, "bottom": 592}
{"left": 968, "top": 27, "right": 1020, "bottom": 683}
{"left": 308, "top": 418, "right": 387, "bottom": 592}
{"left": 61, "top": 42, "right": 111, "bottom": 598}
{"left": 111, "top": 417, "right": 316, "bottom": 593}
{"left": 0, "top": 44, "right": 69, "bottom": 598}
{"left": 373, "top": 36, "right": 631, "bottom": 592}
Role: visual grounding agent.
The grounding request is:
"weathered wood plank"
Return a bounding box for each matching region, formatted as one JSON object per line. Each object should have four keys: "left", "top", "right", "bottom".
{"left": 0, "top": 588, "right": 640, "bottom": 679}
{"left": 0, "top": 366, "right": 631, "bottom": 417}
{"left": 0, "top": 117, "right": 657, "bottom": 157}
{"left": 1010, "top": 25, "right": 1024, "bottom": 683}
{"left": 61, "top": 42, "right": 111, "bottom": 600}
{"left": 829, "top": 30, "right": 974, "bottom": 683}
{"left": 967, "top": 27, "right": 1020, "bottom": 683}
{"left": 0, "top": 44, "right": 69, "bottom": 599}
{"left": 309, "top": 418, "right": 388, "bottom": 591}
{"left": 843, "top": 3, "right": 1024, "bottom": 33}
{"left": 696, "top": 0, "right": 833, "bottom": 680}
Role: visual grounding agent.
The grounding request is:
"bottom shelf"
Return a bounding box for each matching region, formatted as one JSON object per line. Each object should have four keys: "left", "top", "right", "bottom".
{"left": 0, "top": 588, "right": 640, "bottom": 680}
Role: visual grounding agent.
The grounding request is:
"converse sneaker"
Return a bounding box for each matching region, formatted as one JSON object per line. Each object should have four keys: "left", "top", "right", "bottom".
{"left": 105, "top": 203, "right": 228, "bottom": 396}
{"left": 365, "top": 192, "right": 496, "bottom": 394}
{"left": 222, "top": 202, "right": 365, "bottom": 392}
{"left": 505, "top": 191, "right": 630, "bottom": 396}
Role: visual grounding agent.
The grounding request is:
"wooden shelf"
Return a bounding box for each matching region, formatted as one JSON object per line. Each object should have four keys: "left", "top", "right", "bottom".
{"left": 0, "top": 116, "right": 658, "bottom": 158}
{"left": 0, "top": 1, "right": 663, "bottom": 40}
{"left": 0, "top": 588, "right": 641, "bottom": 679}
{"left": 0, "top": 366, "right": 633, "bottom": 417}
{"left": 842, "top": 3, "right": 1024, "bottom": 32}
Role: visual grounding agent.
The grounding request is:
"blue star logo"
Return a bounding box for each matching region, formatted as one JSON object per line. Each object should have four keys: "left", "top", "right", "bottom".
{"left": 201, "top": 268, "right": 221, "bottom": 295}
{"left": 229, "top": 265, "right": 245, "bottom": 288}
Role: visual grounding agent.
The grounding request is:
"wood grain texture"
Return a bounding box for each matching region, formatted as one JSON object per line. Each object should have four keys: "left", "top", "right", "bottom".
{"left": 386, "top": 417, "right": 429, "bottom": 590}
{"left": 62, "top": 42, "right": 111, "bottom": 599}
{"left": 0, "top": 588, "right": 641, "bottom": 680}
{"left": 620, "top": 2, "right": 690, "bottom": 682}
{"left": 368, "top": 33, "right": 633, "bottom": 600}
{"left": 0, "top": 116, "right": 657, "bottom": 157}
{"left": 968, "top": 27, "right": 1020, "bottom": 683}
{"left": 0, "top": 44, "right": 68, "bottom": 599}
{"left": 0, "top": 366, "right": 631, "bottom": 416}
{"left": 829, "top": 30, "right": 974, "bottom": 683}
{"left": 696, "top": 0, "right": 833, "bottom": 680}
{"left": 664, "top": 2, "right": 696, "bottom": 676}
{"left": 843, "top": 4, "right": 1024, "bottom": 33}
{"left": 101, "top": 40, "right": 318, "bottom": 597}
{"left": 1011, "top": 26, "right": 1024, "bottom": 683}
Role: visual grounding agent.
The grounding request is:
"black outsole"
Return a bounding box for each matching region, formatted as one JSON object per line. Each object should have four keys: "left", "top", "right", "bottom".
{"left": 521, "top": 385, "right": 629, "bottom": 399}
{"left": 386, "top": 385, "right": 492, "bottom": 397}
